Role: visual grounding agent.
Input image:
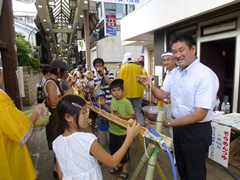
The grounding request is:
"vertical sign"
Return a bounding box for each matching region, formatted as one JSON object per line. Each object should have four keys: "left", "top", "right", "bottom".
{"left": 208, "top": 122, "right": 231, "bottom": 168}
{"left": 77, "top": 40, "right": 86, "bottom": 52}
{"left": 104, "top": 3, "right": 116, "bottom": 36}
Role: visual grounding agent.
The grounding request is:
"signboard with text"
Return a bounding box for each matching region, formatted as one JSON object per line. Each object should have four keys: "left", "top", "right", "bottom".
{"left": 77, "top": 40, "right": 86, "bottom": 52}
{"left": 208, "top": 122, "right": 231, "bottom": 168}
{"left": 104, "top": 3, "right": 116, "bottom": 36}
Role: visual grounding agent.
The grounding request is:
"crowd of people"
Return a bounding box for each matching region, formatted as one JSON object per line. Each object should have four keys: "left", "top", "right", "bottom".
{"left": 0, "top": 33, "right": 219, "bottom": 180}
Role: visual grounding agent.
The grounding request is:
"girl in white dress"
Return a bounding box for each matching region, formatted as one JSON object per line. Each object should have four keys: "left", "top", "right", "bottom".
{"left": 53, "top": 94, "right": 140, "bottom": 180}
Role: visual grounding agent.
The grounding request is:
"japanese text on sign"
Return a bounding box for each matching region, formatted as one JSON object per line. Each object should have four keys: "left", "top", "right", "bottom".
{"left": 104, "top": 3, "right": 116, "bottom": 36}
{"left": 208, "top": 122, "right": 231, "bottom": 168}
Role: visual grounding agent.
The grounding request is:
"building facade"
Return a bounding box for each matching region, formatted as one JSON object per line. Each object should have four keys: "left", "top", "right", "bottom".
{"left": 121, "top": 0, "right": 240, "bottom": 112}
{"left": 90, "top": 2, "right": 142, "bottom": 72}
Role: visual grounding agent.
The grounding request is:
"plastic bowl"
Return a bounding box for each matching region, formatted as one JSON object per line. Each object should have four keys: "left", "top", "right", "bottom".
{"left": 24, "top": 110, "right": 51, "bottom": 128}
{"left": 142, "top": 106, "right": 165, "bottom": 122}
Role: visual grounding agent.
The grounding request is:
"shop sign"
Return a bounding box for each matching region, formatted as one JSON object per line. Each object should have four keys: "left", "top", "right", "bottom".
{"left": 105, "top": 3, "right": 116, "bottom": 36}
{"left": 208, "top": 122, "right": 231, "bottom": 168}
{"left": 77, "top": 40, "right": 86, "bottom": 52}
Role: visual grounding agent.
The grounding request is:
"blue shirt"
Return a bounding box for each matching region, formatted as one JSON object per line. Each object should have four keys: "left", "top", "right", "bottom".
{"left": 93, "top": 102, "right": 109, "bottom": 131}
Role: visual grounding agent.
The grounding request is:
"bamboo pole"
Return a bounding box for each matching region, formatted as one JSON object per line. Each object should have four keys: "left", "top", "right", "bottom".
{"left": 87, "top": 103, "right": 172, "bottom": 149}
{"left": 155, "top": 111, "right": 164, "bottom": 135}
{"left": 145, "top": 148, "right": 158, "bottom": 180}
{"left": 155, "top": 162, "right": 167, "bottom": 180}
{"left": 130, "top": 143, "right": 155, "bottom": 180}
{"left": 136, "top": 132, "right": 166, "bottom": 179}
{"left": 137, "top": 134, "right": 144, "bottom": 147}
{"left": 86, "top": 101, "right": 169, "bottom": 179}
{"left": 145, "top": 110, "right": 166, "bottom": 180}
{"left": 137, "top": 132, "right": 166, "bottom": 179}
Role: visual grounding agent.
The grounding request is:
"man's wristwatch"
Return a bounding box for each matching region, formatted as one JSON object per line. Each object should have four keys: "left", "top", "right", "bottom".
{"left": 167, "top": 121, "right": 171, "bottom": 128}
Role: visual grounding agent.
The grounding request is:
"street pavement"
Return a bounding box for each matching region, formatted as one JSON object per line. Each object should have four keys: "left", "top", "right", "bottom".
{"left": 24, "top": 105, "right": 240, "bottom": 180}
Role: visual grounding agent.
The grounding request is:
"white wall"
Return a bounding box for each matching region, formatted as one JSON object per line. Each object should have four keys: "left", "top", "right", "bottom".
{"left": 14, "top": 20, "right": 37, "bottom": 47}
{"left": 121, "top": 0, "right": 237, "bottom": 41}
{"left": 96, "top": 31, "right": 142, "bottom": 63}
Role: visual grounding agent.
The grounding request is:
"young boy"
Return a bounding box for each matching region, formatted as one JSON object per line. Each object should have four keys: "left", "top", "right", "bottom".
{"left": 93, "top": 91, "right": 110, "bottom": 150}
{"left": 109, "top": 79, "right": 135, "bottom": 180}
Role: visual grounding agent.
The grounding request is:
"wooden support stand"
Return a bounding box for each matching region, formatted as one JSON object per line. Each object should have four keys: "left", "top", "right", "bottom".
{"left": 131, "top": 111, "right": 169, "bottom": 180}
{"left": 86, "top": 102, "right": 173, "bottom": 179}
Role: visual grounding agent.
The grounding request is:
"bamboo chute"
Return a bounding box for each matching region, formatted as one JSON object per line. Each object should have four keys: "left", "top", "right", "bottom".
{"left": 86, "top": 103, "right": 172, "bottom": 149}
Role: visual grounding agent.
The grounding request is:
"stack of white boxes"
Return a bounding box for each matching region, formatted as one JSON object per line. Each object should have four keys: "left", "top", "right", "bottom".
{"left": 213, "top": 113, "right": 240, "bottom": 129}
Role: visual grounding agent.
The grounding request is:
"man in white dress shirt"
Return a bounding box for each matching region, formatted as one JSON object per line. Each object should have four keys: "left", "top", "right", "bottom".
{"left": 137, "top": 33, "right": 219, "bottom": 180}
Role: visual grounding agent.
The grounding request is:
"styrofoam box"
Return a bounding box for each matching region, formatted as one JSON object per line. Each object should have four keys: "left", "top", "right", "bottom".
{"left": 213, "top": 115, "right": 233, "bottom": 122}
{"left": 224, "top": 113, "right": 240, "bottom": 122}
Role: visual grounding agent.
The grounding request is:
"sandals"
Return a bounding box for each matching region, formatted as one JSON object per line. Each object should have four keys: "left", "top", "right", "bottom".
{"left": 117, "top": 172, "right": 129, "bottom": 180}
{"left": 109, "top": 166, "right": 123, "bottom": 174}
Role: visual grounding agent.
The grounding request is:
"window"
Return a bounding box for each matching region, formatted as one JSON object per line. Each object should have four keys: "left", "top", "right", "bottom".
{"left": 116, "top": 4, "right": 125, "bottom": 19}
{"left": 201, "top": 20, "right": 237, "bottom": 36}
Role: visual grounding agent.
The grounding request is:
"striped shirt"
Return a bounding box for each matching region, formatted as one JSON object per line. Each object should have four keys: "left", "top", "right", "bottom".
{"left": 93, "top": 70, "right": 114, "bottom": 104}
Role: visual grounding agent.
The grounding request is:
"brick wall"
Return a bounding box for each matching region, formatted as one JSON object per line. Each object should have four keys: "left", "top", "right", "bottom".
{"left": 21, "top": 66, "right": 42, "bottom": 106}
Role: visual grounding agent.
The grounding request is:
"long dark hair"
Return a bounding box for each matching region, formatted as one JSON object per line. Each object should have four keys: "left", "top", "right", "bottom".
{"left": 54, "top": 95, "right": 86, "bottom": 137}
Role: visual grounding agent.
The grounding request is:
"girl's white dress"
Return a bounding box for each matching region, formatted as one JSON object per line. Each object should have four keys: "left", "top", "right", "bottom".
{"left": 53, "top": 132, "right": 102, "bottom": 180}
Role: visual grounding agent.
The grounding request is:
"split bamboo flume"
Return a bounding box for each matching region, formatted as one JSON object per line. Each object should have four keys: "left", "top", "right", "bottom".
{"left": 86, "top": 102, "right": 172, "bottom": 149}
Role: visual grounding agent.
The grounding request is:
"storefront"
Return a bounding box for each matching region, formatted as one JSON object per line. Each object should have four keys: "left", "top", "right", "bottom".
{"left": 121, "top": 0, "right": 240, "bottom": 112}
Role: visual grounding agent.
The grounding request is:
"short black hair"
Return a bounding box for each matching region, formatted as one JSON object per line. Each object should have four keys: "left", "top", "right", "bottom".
{"left": 138, "top": 61, "right": 144, "bottom": 66}
{"left": 93, "top": 58, "right": 104, "bottom": 68}
{"left": 169, "top": 33, "right": 196, "bottom": 50}
{"left": 41, "top": 65, "right": 50, "bottom": 75}
{"left": 49, "top": 68, "right": 58, "bottom": 75}
{"left": 109, "top": 79, "right": 124, "bottom": 92}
